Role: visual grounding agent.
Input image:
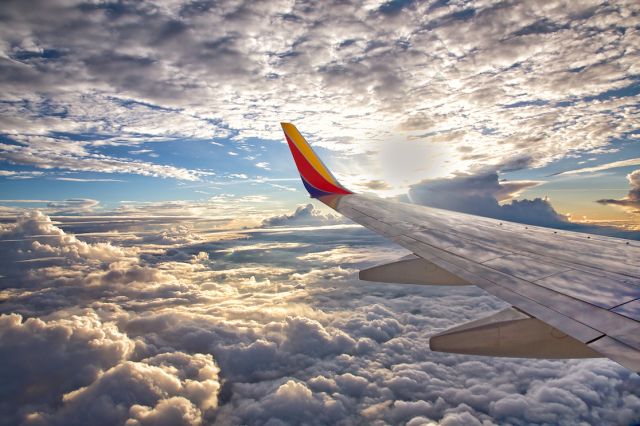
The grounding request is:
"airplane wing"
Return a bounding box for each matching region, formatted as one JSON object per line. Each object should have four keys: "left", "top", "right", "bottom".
{"left": 281, "top": 122, "right": 640, "bottom": 372}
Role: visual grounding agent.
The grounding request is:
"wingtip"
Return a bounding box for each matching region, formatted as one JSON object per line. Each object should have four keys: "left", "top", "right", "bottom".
{"left": 280, "top": 122, "right": 352, "bottom": 197}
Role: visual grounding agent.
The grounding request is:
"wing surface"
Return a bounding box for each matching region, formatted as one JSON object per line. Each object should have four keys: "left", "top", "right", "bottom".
{"left": 281, "top": 122, "right": 640, "bottom": 372}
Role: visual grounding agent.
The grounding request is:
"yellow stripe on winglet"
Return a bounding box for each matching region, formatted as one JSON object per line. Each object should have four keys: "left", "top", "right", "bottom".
{"left": 281, "top": 123, "right": 339, "bottom": 186}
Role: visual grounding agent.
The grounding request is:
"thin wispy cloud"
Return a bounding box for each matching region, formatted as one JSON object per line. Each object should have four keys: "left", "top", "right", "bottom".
{"left": 552, "top": 157, "right": 640, "bottom": 176}
{"left": 54, "top": 177, "right": 125, "bottom": 182}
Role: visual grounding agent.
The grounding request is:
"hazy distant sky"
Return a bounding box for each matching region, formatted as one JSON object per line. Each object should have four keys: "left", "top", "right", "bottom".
{"left": 1, "top": 1, "right": 640, "bottom": 425}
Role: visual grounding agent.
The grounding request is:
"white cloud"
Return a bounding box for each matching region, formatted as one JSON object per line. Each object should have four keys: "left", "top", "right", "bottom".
{"left": 0, "top": 170, "right": 45, "bottom": 179}
{"left": 37, "top": 352, "right": 220, "bottom": 426}
{"left": 0, "top": 207, "right": 638, "bottom": 424}
{"left": 0, "top": 312, "right": 137, "bottom": 424}
{"left": 46, "top": 198, "right": 100, "bottom": 213}
{"left": 0, "top": 210, "right": 128, "bottom": 270}
{"left": 0, "top": 0, "right": 637, "bottom": 188}
{"left": 0, "top": 136, "right": 205, "bottom": 181}
{"left": 261, "top": 203, "right": 347, "bottom": 227}
{"left": 54, "top": 177, "right": 125, "bottom": 182}
{"left": 554, "top": 157, "right": 640, "bottom": 176}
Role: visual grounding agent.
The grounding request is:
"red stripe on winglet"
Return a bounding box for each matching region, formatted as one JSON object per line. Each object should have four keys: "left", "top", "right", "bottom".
{"left": 286, "top": 135, "right": 351, "bottom": 194}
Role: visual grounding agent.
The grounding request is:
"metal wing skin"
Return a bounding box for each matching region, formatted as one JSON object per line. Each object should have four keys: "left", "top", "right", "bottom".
{"left": 281, "top": 123, "right": 640, "bottom": 372}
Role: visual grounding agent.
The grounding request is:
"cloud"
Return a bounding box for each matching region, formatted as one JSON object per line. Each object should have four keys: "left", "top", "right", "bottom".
{"left": 279, "top": 316, "right": 356, "bottom": 357}
{"left": 0, "top": 204, "right": 639, "bottom": 425}
{"left": 54, "top": 177, "right": 125, "bottom": 182}
{"left": 0, "top": 170, "right": 45, "bottom": 179}
{"left": 0, "top": 312, "right": 137, "bottom": 425}
{"left": 407, "top": 172, "right": 568, "bottom": 227}
{"left": 138, "top": 225, "right": 203, "bottom": 246}
{"left": 0, "top": 210, "right": 127, "bottom": 273}
{"left": 553, "top": 157, "right": 640, "bottom": 176}
{"left": 218, "top": 379, "right": 348, "bottom": 425}
{"left": 46, "top": 198, "right": 99, "bottom": 213}
{"left": 34, "top": 352, "right": 220, "bottom": 426}
{"left": 404, "top": 171, "right": 640, "bottom": 237}
{"left": 362, "top": 179, "right": 392, "bottom": 190}
{"left": 0, "top": 0, "right": 638, "bottom": 187}
{"left": 597, "top": 169, "right": 640, "bottom": 212}
{"left": 261, "top": 204, "right": 347, "bottom": 227}
{"left": 0, "top": 136, "right": 205, "bottom": 181}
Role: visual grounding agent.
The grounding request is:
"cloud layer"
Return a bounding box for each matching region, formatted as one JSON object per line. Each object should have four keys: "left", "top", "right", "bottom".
{"left": 1, "top": 206, "right": 639, "bottom": 425}
{"left": 0, "top": 0, "right": 638, "bottom": 188}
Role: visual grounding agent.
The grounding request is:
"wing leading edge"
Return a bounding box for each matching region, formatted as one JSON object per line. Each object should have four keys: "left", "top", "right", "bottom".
{"left": 280, "top": 122, "right": 640, "bottom": 373}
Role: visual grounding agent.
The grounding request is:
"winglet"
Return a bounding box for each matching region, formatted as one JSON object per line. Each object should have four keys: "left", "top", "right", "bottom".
{"left": 281, "top": 123, "right": 352, "bottom": 198}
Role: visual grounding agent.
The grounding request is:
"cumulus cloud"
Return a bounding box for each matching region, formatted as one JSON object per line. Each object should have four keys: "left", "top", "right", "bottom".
{"left": 0, "top": 210, "right": 128, "bottom": 284}
{"left": 29, "top": 352, "right": 220, "bottom": 426}
{"left": 407, "top": 172, "right": 568, "bottom": 227}
{"left": 218, "top": 379, "right": 348, "bottom": 425}
{"left": 139, "top": 225, "right": 203, "bottom": 246}
{"left": 279, "top": 316, "right": 356, "bottom": 357}
{"left": 0, "top": 312, "right": 137, "bottom": 425}
{"left": 261, "top": 204, "right": 347, "bottom": 227}
{"left": 404, "top": 171, "right": 640, "bottom": 237}
{"left": 1, "top": 205, "right": 639, "bottom": 426}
